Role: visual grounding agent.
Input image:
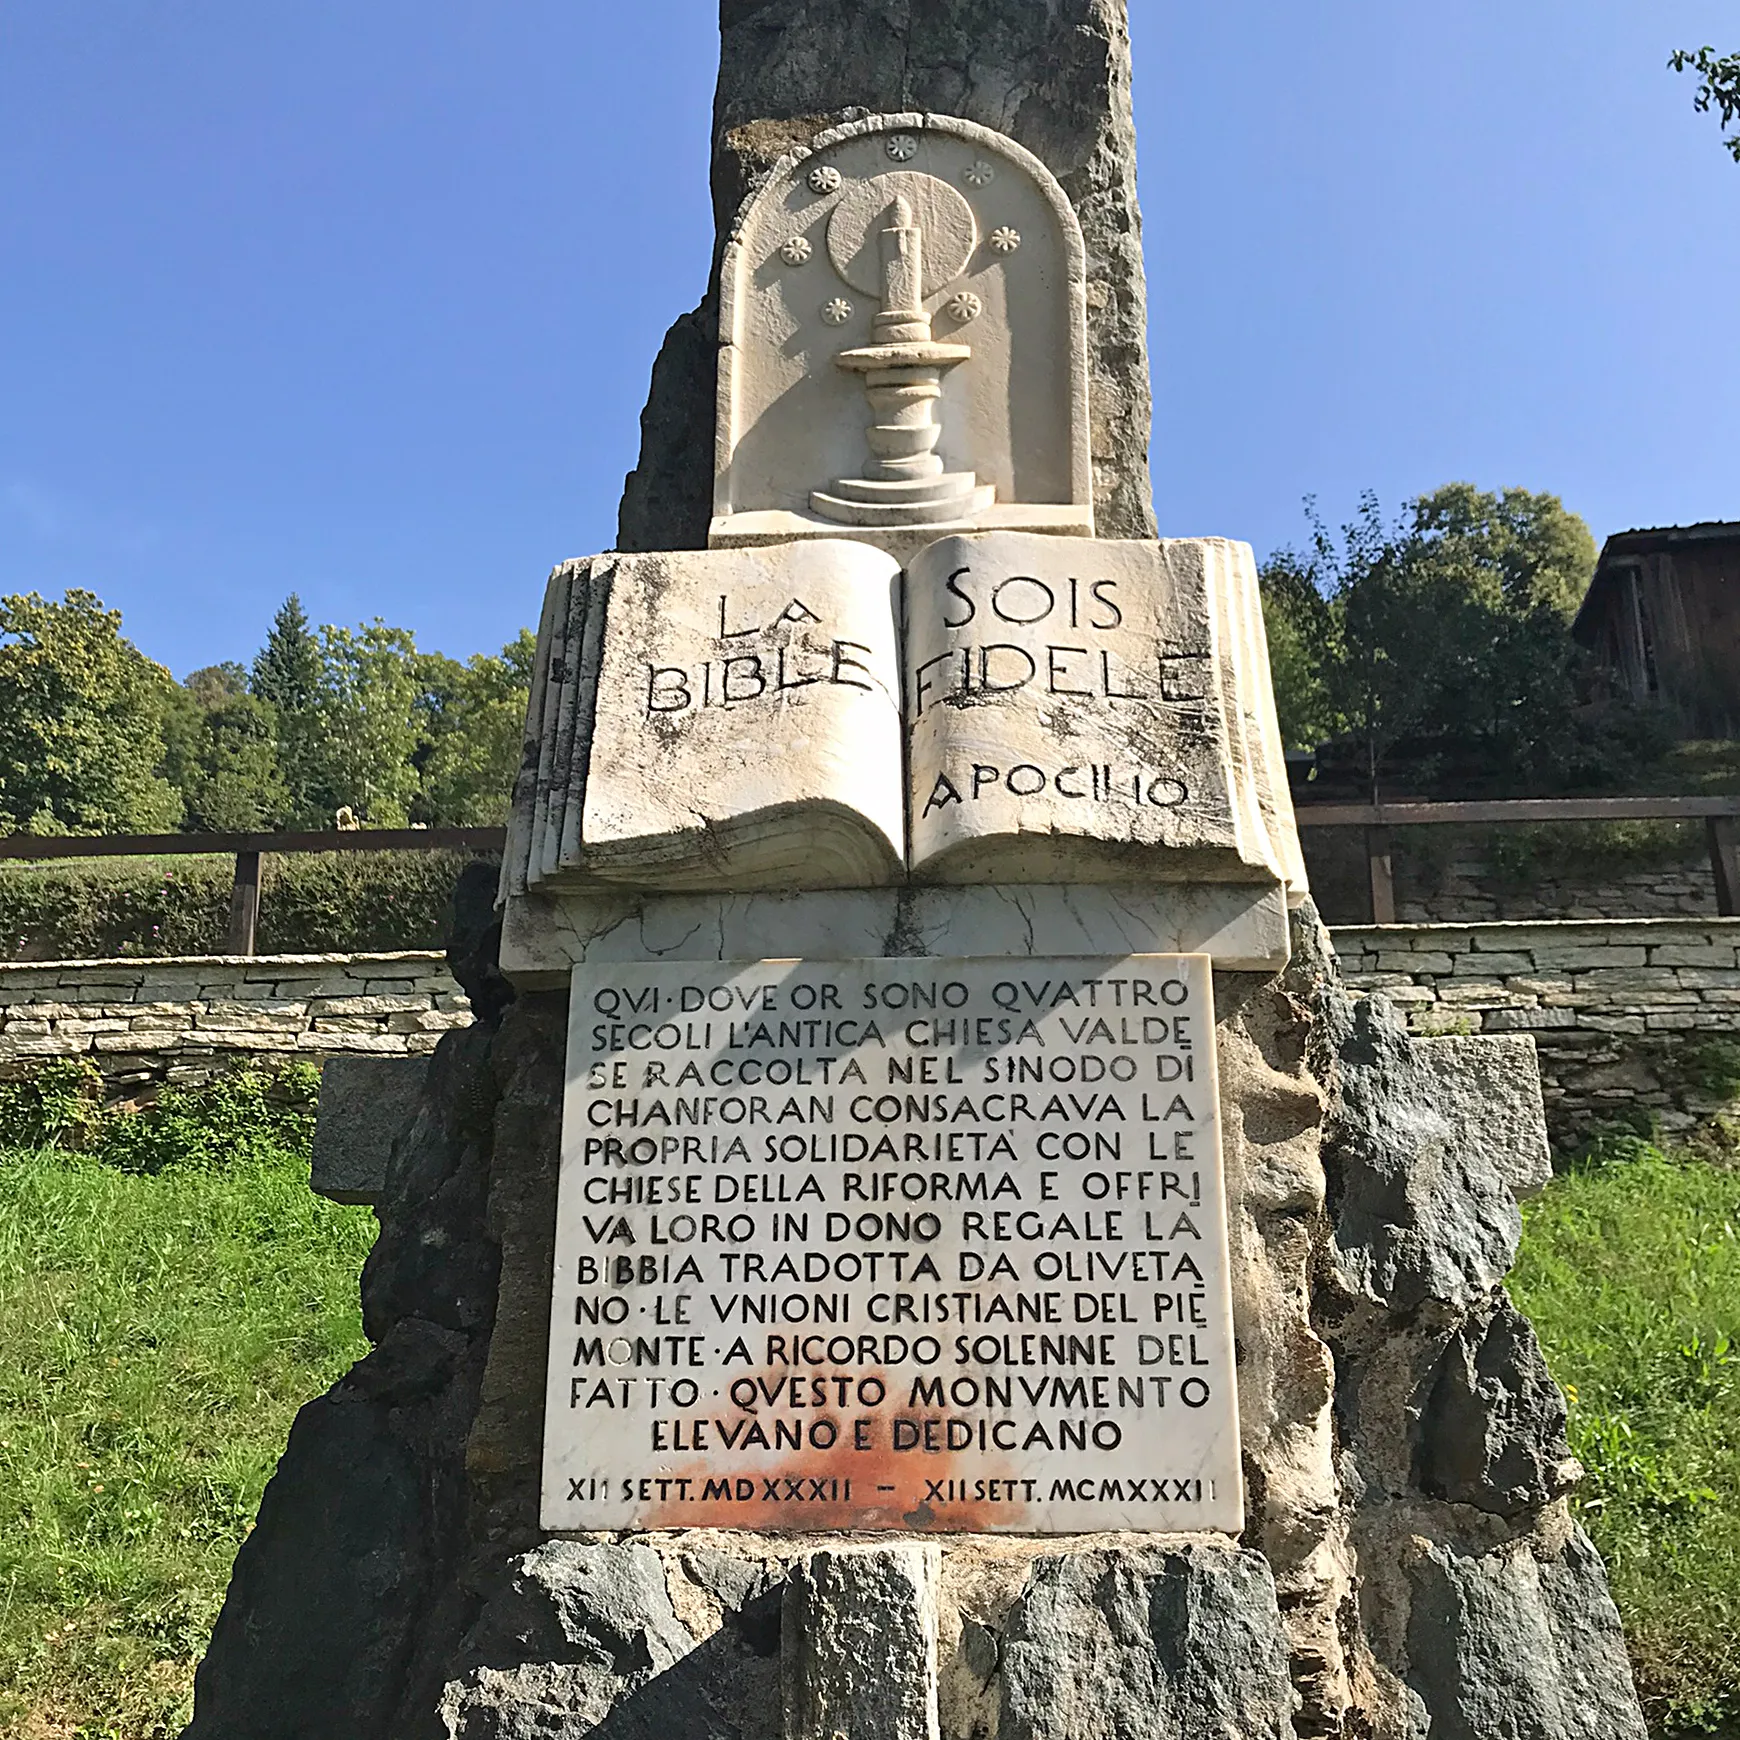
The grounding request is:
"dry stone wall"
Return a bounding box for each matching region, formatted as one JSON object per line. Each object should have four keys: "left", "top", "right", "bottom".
{"left": 5, "top": 925, "right": 1733, "bottom": 1142}
{"left": 1299, "top": 828, "right": 1719, "bottom": 926}
{"left": 0, "top": 952, "right": 470, "bottom": 1094}
{"left": 1337, "top": 917, "right": 1740, "bottom": 1138}
{"left": 1387, "top": 844, "right": 1719, "bottom": 924}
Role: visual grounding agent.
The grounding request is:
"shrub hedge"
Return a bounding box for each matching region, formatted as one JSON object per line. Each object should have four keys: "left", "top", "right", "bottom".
{"left": 0, "top": 1058, "right": 319, "bottom": 1165}
{"left": 0, "top": 851, "right": 489, "bottom": 959}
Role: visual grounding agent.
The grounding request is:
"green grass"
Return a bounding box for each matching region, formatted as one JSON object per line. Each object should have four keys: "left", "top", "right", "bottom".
{"left": 0, "top": 1114, "right": 375, "bottom": 1738}
{"left": 0, "top": 1076, "right": 1735, "bottom": 1738}
{"left": 1653, "top": 739, "right": 1740, "bottom": 799}
{"left": 1512, "top": 1136, "right": 1740, "bottom": 1737}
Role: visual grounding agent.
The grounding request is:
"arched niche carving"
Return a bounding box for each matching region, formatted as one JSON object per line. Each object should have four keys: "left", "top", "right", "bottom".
{"left": 710, "top": 112, "right": 1092, "bottom": 557}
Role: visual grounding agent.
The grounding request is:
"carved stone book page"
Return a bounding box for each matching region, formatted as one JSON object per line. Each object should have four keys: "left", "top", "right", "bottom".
{"left": 903, "top": 532, "right": 1286, "bottom": 888}
{"left": 509, "top": 541, "right": 906, "bottom": 893}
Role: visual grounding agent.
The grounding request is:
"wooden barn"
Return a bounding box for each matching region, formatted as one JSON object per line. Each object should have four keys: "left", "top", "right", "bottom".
{"left": 1573, "top": 520, "right": 1740, "bottom": 736}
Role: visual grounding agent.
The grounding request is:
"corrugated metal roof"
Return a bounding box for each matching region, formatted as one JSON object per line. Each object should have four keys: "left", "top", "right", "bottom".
{"left": 1574, "top": 521, "right": 1740, "bottom": 633}
{"left": 1600, "top": 521, "right": 1740, "bottom": 551}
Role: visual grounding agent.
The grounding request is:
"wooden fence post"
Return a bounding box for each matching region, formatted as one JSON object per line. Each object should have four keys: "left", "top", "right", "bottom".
{"left": 1366, "top": 826, "right": 1396, "bottom": 924}
{"left": 227, "top": 850, "right": 262, "bottom": 955}
{"left": 1710, "top": 817, "right": 1740, "bottom": 918}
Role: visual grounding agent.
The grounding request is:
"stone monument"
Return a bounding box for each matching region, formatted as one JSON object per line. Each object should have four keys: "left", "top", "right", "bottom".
{"left": 184, "top": 6, "right": 1649, "bottom": 1738}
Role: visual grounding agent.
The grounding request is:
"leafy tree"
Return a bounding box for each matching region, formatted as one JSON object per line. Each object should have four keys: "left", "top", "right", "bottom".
{"left": 1409, "top": 483, "right": 1596, "bottom": 619}
{"left": 161, "top": 667, "right": 291, "bottom": 832}
{"left": 1259, "top": 486, "right": 1611, "bottom": 797}
{"left": 414, "top": 631, "right": 537, "bottom": 824}
{"left": 1258, "top": 535, "right": 1342, "bottom": 754}
{"left": 184, "top": 663, "right": 250, "bottom": 709}
{"left": 300, "top": 622, "right": 424, "bottom": 826}
{"left": 0, "top": 590, "right": 182, "bottom": 834}
{"left": 1282, "top": 493, "right": 1464, "bottom": 792}
{"left": 0, "top": 582, "right": 535, "bottom": 840}
{"left": 1670, "top": 45, "right": 1740, "bottom": 162}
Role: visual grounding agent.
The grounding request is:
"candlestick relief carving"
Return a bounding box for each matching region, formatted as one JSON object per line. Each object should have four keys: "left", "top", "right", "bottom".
{"left": 711, "top": 114, "right": 1092, "bottom": 556}
{"left": 810, "top": 184, "right": 993, "bottom": 528}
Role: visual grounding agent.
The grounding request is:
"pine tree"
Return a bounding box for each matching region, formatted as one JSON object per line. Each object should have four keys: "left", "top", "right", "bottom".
{"left": 250, "top": 595, "right": 324, "bottom": 823}
{"left": 250, "top": 595, "right": 321, "bottom": 713}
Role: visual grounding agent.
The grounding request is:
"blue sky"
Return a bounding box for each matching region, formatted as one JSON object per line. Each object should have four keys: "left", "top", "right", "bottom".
{"left": 1, "top": 1, "right": 1736, "bottom": 679}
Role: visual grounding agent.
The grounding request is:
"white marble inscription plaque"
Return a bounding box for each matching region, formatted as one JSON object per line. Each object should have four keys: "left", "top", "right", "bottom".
{"left": 540, "top": 955, "right": 1242, "bottom": 1534}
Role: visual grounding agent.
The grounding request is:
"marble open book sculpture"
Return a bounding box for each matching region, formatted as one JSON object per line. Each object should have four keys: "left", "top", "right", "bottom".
{"left": 499, "top": 531, "right": 1306, "bottom": 901}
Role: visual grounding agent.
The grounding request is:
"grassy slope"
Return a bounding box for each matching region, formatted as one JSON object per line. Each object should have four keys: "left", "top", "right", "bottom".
{"left": 1511, "top": 1142, "right": 1740, "bottom": 1737}
{"left": 0, "top": 1148, "right": 374, "bottom": 1740}
{"left": 0, "top": 1110, "right": 1735, "bottom": 1738}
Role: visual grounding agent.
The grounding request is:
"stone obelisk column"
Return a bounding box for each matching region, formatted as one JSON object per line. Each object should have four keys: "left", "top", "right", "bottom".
{"left": 618, "top": 0, "right": 1158, "bottom": 552}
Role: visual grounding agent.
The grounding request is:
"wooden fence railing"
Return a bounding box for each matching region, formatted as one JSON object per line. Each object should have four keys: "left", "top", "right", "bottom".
{"left": 0, "top": 828, "right": 507, "bottom": 954}
{"left": 0, "top": 799, "right": 1734, "bottom": 948}
{"left": 1293, "top": 797, "right": 1740, "bottom": 923}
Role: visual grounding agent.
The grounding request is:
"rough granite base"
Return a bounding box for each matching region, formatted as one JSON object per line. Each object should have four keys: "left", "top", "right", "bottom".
{"left": 181, "top": 867, "right": 1646, "bottom": 1739}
